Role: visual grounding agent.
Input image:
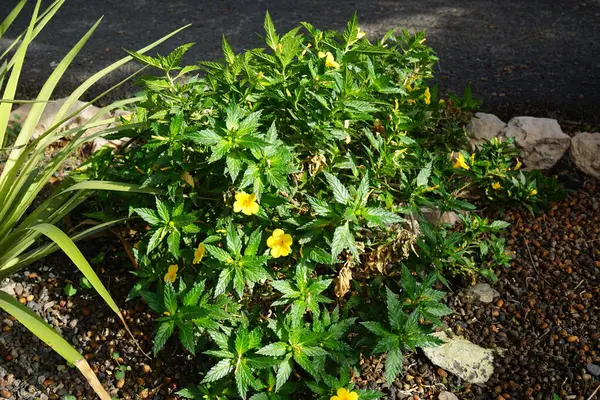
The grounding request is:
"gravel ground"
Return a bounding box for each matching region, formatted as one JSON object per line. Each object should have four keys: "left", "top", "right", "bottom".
{"left": 1, "top": 173, "right": 599, "bottom": 400}
{"left": 2, "top": 0, "right": 600, "bottom": 125}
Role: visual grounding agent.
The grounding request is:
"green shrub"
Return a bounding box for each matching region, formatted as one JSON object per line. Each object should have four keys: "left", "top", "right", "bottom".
{"left": 84, "top": 12, "right": 562, "bottom": 398}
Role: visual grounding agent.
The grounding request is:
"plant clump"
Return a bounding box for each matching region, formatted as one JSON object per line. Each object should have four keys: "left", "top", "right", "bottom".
{"left": 80, "top": 12, "right": 564, "bottom": 399}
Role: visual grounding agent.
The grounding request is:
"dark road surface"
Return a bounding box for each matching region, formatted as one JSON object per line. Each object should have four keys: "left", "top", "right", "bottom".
{"left": 2, "top": 0, "right": 600, "bottom": 124}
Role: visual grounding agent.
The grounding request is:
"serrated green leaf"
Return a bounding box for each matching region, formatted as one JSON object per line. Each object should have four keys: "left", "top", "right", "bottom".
{"left": 203, "top": 359, "right": 234, "bottom": 383}
{"left": 324, "top": 172, "right": 350, "bottom": 204}
{"left": 154, "top": 320, "right": 175, "bottom": 354}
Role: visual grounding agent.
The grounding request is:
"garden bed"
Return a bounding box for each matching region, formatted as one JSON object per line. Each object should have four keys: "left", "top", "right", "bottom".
{"left": 1, "top": 170, "right": 598, "bottom": 400}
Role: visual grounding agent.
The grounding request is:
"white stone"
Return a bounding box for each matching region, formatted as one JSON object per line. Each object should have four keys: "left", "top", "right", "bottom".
{"left": 464, "top": 283, "right": 499, "bottom": 304}
{"left": 422, "top": 331, "right": 497, "bottom": 384}
{"left": 502, "top": 116, "right": 570, "bottom": 170}
{"left": 570, "top": 132, "right": 600, "bottom": 179}
{"left": 467, "top": 112, "right": 506, "bottom": 149}
{"left": 438, "top": 392, "right": 459, "bottom": 400}
{"left": 421, "top": 207, "right": 461, "bottom": 226}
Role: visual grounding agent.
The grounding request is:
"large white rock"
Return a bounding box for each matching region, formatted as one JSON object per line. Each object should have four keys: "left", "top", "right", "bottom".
{"left": 422, "top": 331, "right": 497, "bottom": 384}
{"left": 467, "top": 112, "right": 506, "bottom": 148}
{"left": 421, "top": 207, "right": 461, "bottom": 226}
{"left": 9, "top": 97, "right": 105, "bottom": 140}
{"left": 502, "top": 117, "right": 570, "bottom": 170}
{"left": 570, "top": 132, "right": 600, "bottom": 179}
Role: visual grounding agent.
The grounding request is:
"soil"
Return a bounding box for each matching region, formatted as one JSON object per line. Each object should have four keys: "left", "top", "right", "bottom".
{"left": 1, "top": 173, "right": 599, "bottom": 400}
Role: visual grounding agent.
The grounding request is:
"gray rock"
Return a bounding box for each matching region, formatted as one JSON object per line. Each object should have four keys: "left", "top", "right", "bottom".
{"left": 587, "top": 363, "right": 600, "bottom": 376}
{"left": 422, "top": 331, "right": 497, "bottom": 384}
{"left": 570, "top": 132, "right": 600, "bottom": 179}
{"left": 502, "top": 116, "right": 570, "bottom": 170}
{"left": 421, "top": 207, "right": 461, "bottom": 226}
{"left": 464, "top": 283, "right": 500, "bottom": 304}
{"left": 467, "top": 113, "right": 506, "bottom": 149}
{"left": 438, "top": 392, "right": 460, "bottom": 400}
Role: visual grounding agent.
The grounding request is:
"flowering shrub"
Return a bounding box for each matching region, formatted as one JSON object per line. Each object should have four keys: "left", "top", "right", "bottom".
{"left": 81, "top": 12, "right": 563, "bottom": 399}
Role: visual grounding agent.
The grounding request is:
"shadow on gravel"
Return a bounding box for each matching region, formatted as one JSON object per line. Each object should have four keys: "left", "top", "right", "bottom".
{"left": 2, "top": 0, "right": 600, "bottom": 121}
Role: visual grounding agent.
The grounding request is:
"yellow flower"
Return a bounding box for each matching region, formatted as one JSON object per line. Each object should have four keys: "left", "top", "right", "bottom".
{"left": 256, "top": 71, "right": 264, "bottom": 80}
{"left": 266, "top": 229, "right": 293, "bottom": 258}
{"left": 331, "top": 388, "right": 359, "bottom": 400}
{"left": 318, "top": 51, "right": 327, "bottom": 58}
{"left": 492, "top": 182, "right": 502, "bottom": 190}
{"left": 233, "top": 192, "right": 259, "bottom": 215}
{"left": 529, "top": 188, "right": 538, "bottom": 196}
{"left": 453, "top": 153, "right": 471, "bottom": 170}
{"left": 193, "top": 243, "right": 205, "bottom": 264}
{"left": 424, "top": 87, "right": 431, "bottom": 104}
{"left": 324, "top": 52, "right": 340, "bottom": 69}
{"left": 357, "top": 27, "right": 366, "bottom": 39}
{"left": 514, "top": 159, "right": 522, "bottom": 170}
{"left": 164, "top": 265, "right": 178, "bottom": 283}
{"left": 470, "top": 153, "right": 475, "bottom": 164}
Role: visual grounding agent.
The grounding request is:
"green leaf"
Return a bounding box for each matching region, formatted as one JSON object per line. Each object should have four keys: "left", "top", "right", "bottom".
{"left": 164, "top": 282, "right": 178, "bottom": 314}
{"left": 221, "top": 35, "right": 235, "bottom": 65}
{"left": 204, "top": 244, "right": 232, "bottom": 263}
{"left": 215, "top": 268, "right": 233, "bottom": 296}
{"left": 133, "top": 208, "right": 161, "bottom": 225}
{"left": 385, "top": 346, "right": 403, "bottom": 383}
{"left": 235, "top": 361, "right": 253, "bottom": 399}
{"left": 276, "top": 354, "right": 293, "bottom": 391}
{"left": 154, "top": 320, "right": 175, "bottom": 354}
{"left": 401, "top": 265, "right": 416, "bottom": 299}
{"left": 64, "top": 283, "right": 77, "bottom": 297}
{"left": 416, "top": 162, "right": 432, "bottom": 187}
{"left": 264, "top": 11, "right": 279, "bottom": 51}
{"left": 360, "top": 321, "right": 389, "bottom": 337}
{"left": 167, "top": 229, "right": 180, "bottom": 257}
{"left": 490, "top": 220, "right": 510, "bottom": 230}
{"left": 331, "top": 222, "right": 358, "bottom": 259}
{"left": 324, "top": 172, "right": 350, "bottom": 205}
{"left": 177, "top": 321, "right": 196, "bottom": 354}
{"left": 191, "top": 129, "right": 222, "bottom": 146}
{"left": 203, "top": 359, "right": 233, "bottom": 383}
{"left": 226, "top": 222, "right": 243, "bottom": 257}
{"left": 156, "top": 198, "right": 170, "bottom": 222}
{"left": 257, "top": 341, "right": 288, "bottom": 357}
{"left": 363, "top": 208, "right": 404, "bottom": 227}
{"left": 183, "top": 282, "right": 205, "bottom": 307}
{"left": 245, "top": 229, "right": 262, "bottom": 256}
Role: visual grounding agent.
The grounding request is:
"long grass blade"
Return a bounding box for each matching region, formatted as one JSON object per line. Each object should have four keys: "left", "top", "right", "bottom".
{"left": 0, "top": 218, "right": 128, "bottom": 279}
{"left": 0, "top": 0, "right": 40, "bottom": 149}
{"left": 28, "top": 223, "right": 122, "bottom": 315}
{"left": 3, "top": 17, "right": 102, "bottom": 173}
{"left": 28, "top": 223, "right": 150, "bottom": 358}
{"left": 0, "top": 0, "right": 27, "bottom": 39}
{"left": 0, "top": 291, "right": 111, "bottom": 399}
{"left": 62, "top": 181, "right": 166, "bottom": 195}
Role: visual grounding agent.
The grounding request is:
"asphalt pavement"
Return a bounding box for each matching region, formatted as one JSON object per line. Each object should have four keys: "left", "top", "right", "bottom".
{"left": 2, "top": 0, "right": 600, "bottom": 124}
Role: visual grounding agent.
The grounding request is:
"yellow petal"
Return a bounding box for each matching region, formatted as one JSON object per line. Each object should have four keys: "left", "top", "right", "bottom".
{"left": 235, "top": 192, "right": 248, "bottom": 201}
{"left": 272, "top": 229, "right": 285, "bottom": 238}
{"left": 279, "top": 245, "right": 291, "bottom": 257}
{"left": 267, "top": 235, "right": 278, "bottom": 248}
{"left": 282, "top": 234, "right": 293, "bottom": 247}
{"left": 193, "top": 243, "right": 205, "bottom": 264}
{"left": 337, "top": 389, "right": 349, "bottom": 397}
{"left": 271, "top": 246, "right": 282, "bottom": 258}
{"left": 233, "top": 201, "right": 243, "bottom": 213}
{"left": 330, "top": 397, "right": 341, "bottom": 400}
{"left": 246, "top": 201, "right": 260, "bottom": 215}
{"left": 348, "top": 392, "right": 359, "bottom": 400}
{"left": 164, "top": 265, "right": 178, "bottom": 283}
{"left": 318, "top": 51, "right": 326, "bottom": 58}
